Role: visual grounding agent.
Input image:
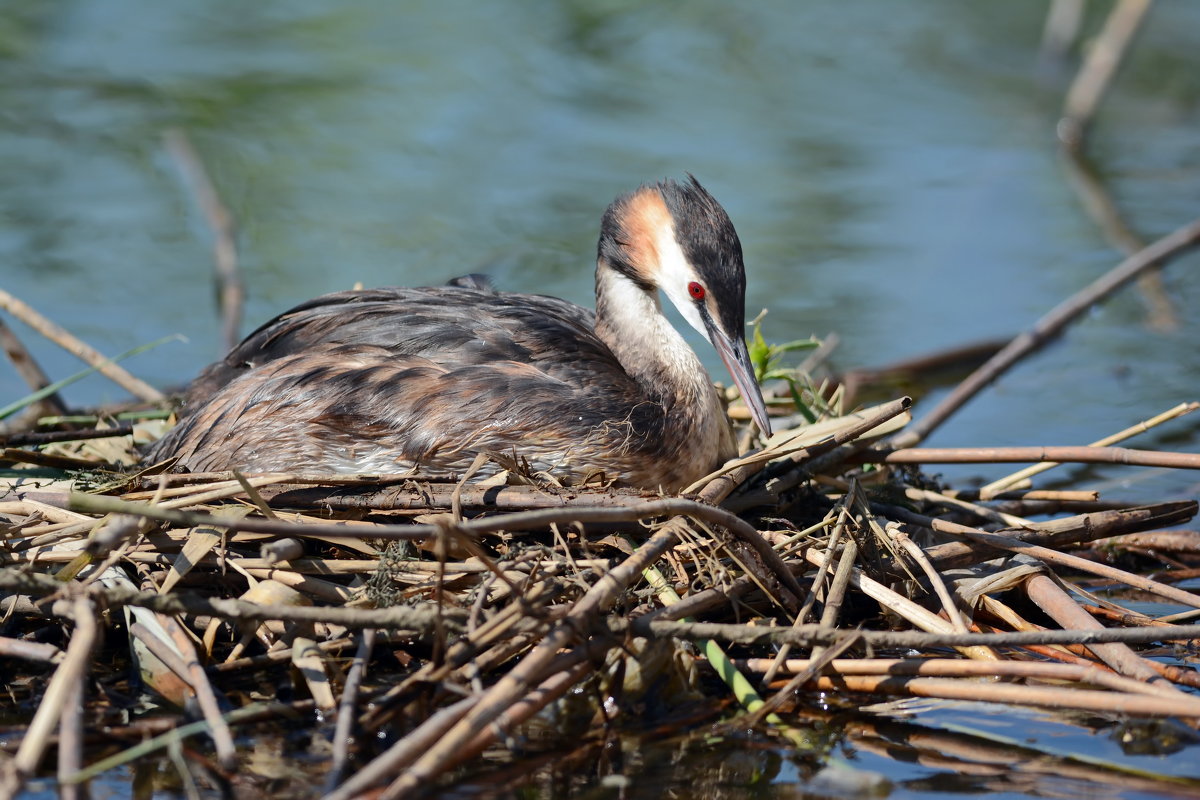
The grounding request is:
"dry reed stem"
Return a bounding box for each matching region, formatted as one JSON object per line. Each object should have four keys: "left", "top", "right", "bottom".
{"left": 159, "top": 613, "right": 238, "bottom": 769}
{"left": 323, "top": 697, "right": 479, "bottom": 800}
{"left": 3, "top": 369, "right": 1197, "bottom": 796}
{"left": 2, "top": 447, "right": 114, "bottom": 471}
{"left": 904, "top": 512, "right": 1200, "bottom": 611}
{"left": 0, "top": 316, "right": 69, "bottom": 419}
{"left": 808, "top": 674, "right": 1200, "bottom": 720}
{"left": 1024, "top": 574, "right": 1180, "bottom": 692}
{"left": 128, "top": 622, "right": 194, "bottom": 686}
{"left": 0, "top": 288, "right": 163, "bottom": 402}
{"left": 1058, "top": 0, "right": 1153, "bottom": 147}
{"left": 56, "top": 676, "right": 85, "bottom": 800}
{"left": 892, "top": 214, "right": 1200, "bottom": 448}
{"left": 890, "top": 501, "right": 1198, "bottom": 570}
{"left": 375, "top": 467, "right": 761, "bottom": 797}
{"left": 686, "top": 396, "right": 911, "bottom": 495}
{"left": 67, "top": 491, "right": 808, "bottom": 603}
{"left": 741, "top": 657, "right": 1188, "bottom": 700}
{"left": 633, "top": 617, "right": 1200, "bottom": 651}
{"left": 979, "top": 403, "right": 1197, "bottom": 499}
{"left": 861, "top": 445, "right": 1200, "bottom": 469}
{"left": 251, "top": 480, "right": 661, "bottom": 512}
{"left": 720, "top": 396, "right": 912, "bottom": 511}
{"left": 0, "top": 568, "right": 461, "bottom": 630}
{"left": 903, "top": 485, "right": 1032, "bottom": 528}
{"left": 292, "top": 636, "right": 337, "bottom": 711}
{"left": 2, "top": 598, "right": 97, "bottom": 798}
{"left": 390, "top": 657, "right": 597, "bottom": 799}
{"left": 887, "top": 524, "right": 969, "bottom": 634}
{"left": 810, "top": 538, "right": 857, "bottom": 660}
{"left": 323, "top": 629, "right": 375, "bottom": 793}
{"left": 0, "top": 423, "right": 137, "bottom": 447}
{"left": 761, "top": 506, "right": 847, "bottom": 684}
{"left": 954, "top": 489, "right": 1101, "bottom": 502}
{"left": 164, "top": 129, "right": 243, "bottom": 353}
{"left": 383, "top": 522, "right": 686, "bottom": 797}
{"left": 0, "top": 636, "right": 63, "bottom": 664}
{"left": 804, "top": 547, "right": 999, "bottom": 662}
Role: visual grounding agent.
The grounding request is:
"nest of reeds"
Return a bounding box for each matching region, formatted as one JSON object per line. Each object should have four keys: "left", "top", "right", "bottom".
{"left": 4, "top": 341, "right": 1200, "bottom": 798}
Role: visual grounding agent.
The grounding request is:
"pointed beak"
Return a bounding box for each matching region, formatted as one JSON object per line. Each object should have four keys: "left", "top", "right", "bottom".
{"left": 707, "top": 321, "right": 773, "bottom": 438}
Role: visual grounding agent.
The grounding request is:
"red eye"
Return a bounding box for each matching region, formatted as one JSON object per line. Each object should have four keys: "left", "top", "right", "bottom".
{"left": 687, "top": 282, "right": 706, "bottom": 301}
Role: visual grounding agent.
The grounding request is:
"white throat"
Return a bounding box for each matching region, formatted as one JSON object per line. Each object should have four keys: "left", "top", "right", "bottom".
{"left": 594, "top": 265, "right": 715, "bottom": 405}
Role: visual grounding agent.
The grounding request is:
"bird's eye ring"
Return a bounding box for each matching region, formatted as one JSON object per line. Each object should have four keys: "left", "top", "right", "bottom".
{"left": 687, "top": 282, "right": 706, "bottom": 301}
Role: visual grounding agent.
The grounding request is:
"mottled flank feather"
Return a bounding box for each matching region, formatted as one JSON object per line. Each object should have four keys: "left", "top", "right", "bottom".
{"left": 150, "top": 178, "right": 762, "bottom": 491}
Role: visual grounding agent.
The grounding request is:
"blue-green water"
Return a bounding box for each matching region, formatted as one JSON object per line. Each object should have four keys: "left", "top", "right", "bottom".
{"left": 4, "top": 2, "right": 1200, "bottom": 796}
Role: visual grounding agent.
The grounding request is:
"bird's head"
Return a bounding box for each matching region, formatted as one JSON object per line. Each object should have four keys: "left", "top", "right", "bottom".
{"left": 598, "top": 176, "right": 772, "bottom": 438}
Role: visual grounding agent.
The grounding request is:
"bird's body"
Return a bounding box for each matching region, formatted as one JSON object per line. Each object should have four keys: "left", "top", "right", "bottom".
{"left": 150, "top": 177, "right": 771, "bottom": 491}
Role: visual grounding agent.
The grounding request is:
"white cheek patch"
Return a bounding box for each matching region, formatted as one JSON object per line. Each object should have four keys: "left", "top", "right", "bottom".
{"left": 599, "top": 263, "right": 661, "bottom": 320}
{"left": 654, "top": 226, "right": 710, "bottom": 343}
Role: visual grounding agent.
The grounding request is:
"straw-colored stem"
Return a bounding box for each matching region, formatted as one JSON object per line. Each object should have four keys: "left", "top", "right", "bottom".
{"left": 0, "top": 288, "right": 163, "bottom": 401}
{"left": 979, "top": 402, "right": 1199, "bottom": 498}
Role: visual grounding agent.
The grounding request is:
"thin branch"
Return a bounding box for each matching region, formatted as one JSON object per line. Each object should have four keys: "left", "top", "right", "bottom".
{"left": 1025, "top": 574, "right": 1176, "bottom": 690}
{"left": 0, "top": 568, "right": 465, "bottom": 631}
{"left": 858, "top": 445, "right": 1200, "bottom": 470}
{"left": 630, "top": 617, "right": 1200, "bottom": 650}
{"left": 165, "top": 129, "right": 244, "bottom": 352}
{"left": 0, "top": 316, "right": 69, "bottom": 418}
{"left": 0, "top": 288, "right": 164, "bottom": 402}
{"left": 1059, "top": 0, "right": 1154, "bottom": 148}
{"left": 2, "top": 599, "right": 98, "bottom": 798}
{"left": 891, "top": 215, "right": 1200, "bottom": 448}
{"left": 978, "top": 402, "right": 1197, "bottom": 497}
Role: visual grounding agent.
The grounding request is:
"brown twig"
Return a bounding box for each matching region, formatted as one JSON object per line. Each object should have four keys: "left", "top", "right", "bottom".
{"left": 66, "top": 491, "right": 807, "bottom": 602}
{"left": 0, "top": 288, "right": 163, "bottom": 402}
{"left": 891, "top": 215, "right": 1200, "bottom": 448}
{"left": 158, "top": 613, "right": 238, "bottom": 769}
{"left": 856, "top": 445, "right": 1200, "bottom": 470}
{"left": 0, "top": 316, "right": 69, "bottom": 419}
{"left": 375, "top": 468, "right": 747, "bottom": 799}
{"left": 323, "top": 629, "right": 376, "bottom": 793}
{"left": 1058, "top": 0, "right": 1154, "bottom": 148}
{"left": 890, "top": 509, "right": 1200, "bottom": 611}
{"left": 1024, "top": 574, "right": 1178, "bottom": 691}
{"left": 722, "top": 396, "right": 913, "bottom": 512}
{"left": 978, "top": 402, "right": 1197, "bottom": 497}
{"left": 57, "top": 674, "right": 86, "bottom": 800}
{"left": 0, "top": 424, "right": 137, "bottom": 447}
{"left": 742, "top": 656, "right": 1181, "bottom": 699}
{"left": 2, "top": 598, "right": 98, "bottom": 798}
{"left": 912, "top": 501, "right": 1197, "bottom": 570}
{"left": 165, "top": 129, "right": 244, "bottom": 353}
{"left": 803, "top": 674, "right": 1200, "bottom": 719}
{"left": 0, "top": 568, "right": 465, "bottom": 631}
{"left": 632, "top": 617, "right": 1200, "bottom": 651}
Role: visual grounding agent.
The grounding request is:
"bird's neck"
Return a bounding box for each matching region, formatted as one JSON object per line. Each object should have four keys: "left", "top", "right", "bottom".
{"left": 594, "top": 262, "right": 719, "bottom": 414}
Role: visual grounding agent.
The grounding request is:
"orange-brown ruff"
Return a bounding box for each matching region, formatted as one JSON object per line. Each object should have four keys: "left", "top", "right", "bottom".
{"left": 149, "top": 177, "right": 772, "bottom": 491}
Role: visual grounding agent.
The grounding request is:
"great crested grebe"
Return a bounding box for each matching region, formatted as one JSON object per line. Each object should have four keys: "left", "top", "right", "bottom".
{"left": 149, "top": 177, "right": 772, "bottom": 491}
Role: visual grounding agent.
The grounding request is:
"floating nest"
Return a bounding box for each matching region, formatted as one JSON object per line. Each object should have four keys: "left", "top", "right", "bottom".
{"left": 3, "top": 382, "right": 1200, "bottom": 798}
